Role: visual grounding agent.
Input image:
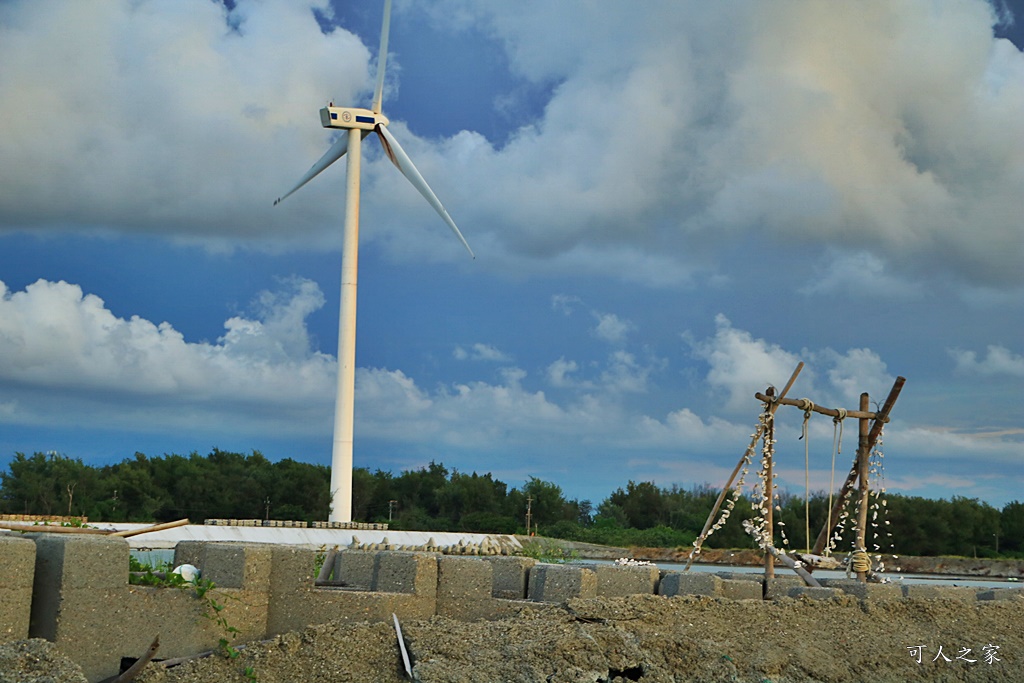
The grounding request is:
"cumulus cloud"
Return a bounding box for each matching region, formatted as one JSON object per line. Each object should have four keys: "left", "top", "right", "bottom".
{"left": 546, "top": 357, "right": 582, "bottom": 388}
{"left": 815, "top": 347, "right": 896, "bottom": 404}
{"left": 688, "top": 314, "right": 805, "bottom": 411}
{"left": 452, "top": 343, "right": 512, "bottom": 363}
{"left": 799, "top": 250, "right": 924, "bottom": 299}
{"left": 0, "top": 0, "right": 369, "bottom": 243}
{"left": 3, "top": 0, "right": 1022, "bottom": 286}
{"left": 0, "top": 277, "right": 335, "bottom": 432}
{"left": 950, "top": 344, "right": 1024, "bottom": 377}
{"left": 592, "top": 312, "right": 634, "bottom": 345}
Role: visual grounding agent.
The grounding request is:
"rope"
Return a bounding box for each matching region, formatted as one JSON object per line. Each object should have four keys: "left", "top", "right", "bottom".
{"left": 825, "top": 409, "right": 846, "bottom": 556}
{"left": 797, "top": 399, "right": 813, "bottom": 553}
{"left": 849, "top": 549, "right": 871, "bottom": 575}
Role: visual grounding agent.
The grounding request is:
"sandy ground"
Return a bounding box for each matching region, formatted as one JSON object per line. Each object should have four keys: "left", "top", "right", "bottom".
{"left": 5, "top": 593, "right": 1021, "bottom": 682}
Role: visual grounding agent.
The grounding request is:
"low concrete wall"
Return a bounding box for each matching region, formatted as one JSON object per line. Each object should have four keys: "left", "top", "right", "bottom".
{"left": 3, "top": 534, "right": 1021, "bottom": 682}
{"left": 0, "top": 535, "right": 35, "bottom": 641}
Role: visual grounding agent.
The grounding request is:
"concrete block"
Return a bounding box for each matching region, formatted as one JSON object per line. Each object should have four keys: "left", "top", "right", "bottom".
{"left": 0, "top": 535, "right": 35, "bottom": 642}
{"left": 28, "top": 534, "right": 246, "bottom": 682}
{"left": 787, "top": 586, "right": 842, "bottom": 600}
{"left": 173, "top": 541, "right": 272, "bottom": 590}
{"left": 818, "top": 578, "right": 903, "bottom": 601}
{"left": 977, "top": 588, "right": 1024, "bottom": 601}
{"left": 901, "top": 585, "right": 978, "bottom": 601}
{"left": 593, "top": 564, "right": 659, "bottom": 598}
{"left": 436, "top": 556, "right": 495, "bottom": 620}
{"left": 764, "top": 575, "right": 805, "bottom": 600}
{"left": 528, "top": 564, "right": 597, "bottom": 603}
{"left": 485, "top": 555, "right": 536, "bottom": 599}
{"left": 336, "top": 549, "right": 377, "bottom": 589}
{"left": 714, "top": 571, "right": 764, "bottom": 583}
{"left": 436, "top": 556, "right": 492, "bottom": 602}
{"left": 659, "top": 571, "right": 720, "bottom": 597}
{"left": 30, "top": 533, "right": 128, "bottom": 593}
{"left": 374, "top": 551, "right": 438, "bottom": 597}
{"left": 720, "top": 578, "right": 763, "bottom": 600}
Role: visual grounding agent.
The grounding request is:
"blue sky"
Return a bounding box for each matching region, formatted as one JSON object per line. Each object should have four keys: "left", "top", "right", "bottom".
{"left": 1, "top": 0, "right": 1022, "bottom": 510}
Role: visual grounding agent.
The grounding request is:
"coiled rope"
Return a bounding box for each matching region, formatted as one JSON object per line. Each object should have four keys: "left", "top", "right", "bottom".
{"left": 849, "top": 548, "right": 871, "bottom": 576}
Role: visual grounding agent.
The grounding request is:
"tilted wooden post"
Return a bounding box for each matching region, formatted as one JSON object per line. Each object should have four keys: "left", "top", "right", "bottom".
{"left": 684, "top": 362, "right": 804, "bottom": 570}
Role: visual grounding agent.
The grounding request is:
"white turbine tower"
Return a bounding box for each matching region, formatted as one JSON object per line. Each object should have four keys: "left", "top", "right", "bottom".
{"left": 275, "top": 0, "right": 474, "bottom": 523}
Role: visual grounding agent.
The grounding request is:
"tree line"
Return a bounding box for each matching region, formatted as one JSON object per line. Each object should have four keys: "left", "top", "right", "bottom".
{"left": 1, "top": 450, "right": 1021, "bottom": 558}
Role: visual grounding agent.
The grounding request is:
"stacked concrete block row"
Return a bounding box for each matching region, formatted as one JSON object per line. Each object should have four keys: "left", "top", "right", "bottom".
{"left": 2, "top": 534, "right": 1022, "bottom": 683}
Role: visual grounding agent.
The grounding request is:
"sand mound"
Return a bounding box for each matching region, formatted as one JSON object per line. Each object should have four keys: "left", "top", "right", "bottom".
{"left": 131, "top": 593, "right": 1022, "bottom": 683}
{"left": 0, "top": 639, "right": 88, "bottom": 683}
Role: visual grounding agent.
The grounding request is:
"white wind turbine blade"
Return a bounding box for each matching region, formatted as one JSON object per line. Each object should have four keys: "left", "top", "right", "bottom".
{"left": 273, "top": 133, "right": 350, "bottom": 205}
{"left": 371, "top": 0, "right": 392, "bottom": 115}
{"left": 376, "top": 124, "right": 475, "bottom": 258}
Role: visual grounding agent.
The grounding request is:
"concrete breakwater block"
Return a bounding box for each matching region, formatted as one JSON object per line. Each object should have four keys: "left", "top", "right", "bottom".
{"left": 173, "top": 541, "right": 272, "bottom": 590}
{"left": 0, "top": 535, "right": 36, "bottom": 642}
{"left": 528, "top": 564, "right": 597, "bottom": 603}
{"left": 375, "top": 551, "right": 439, "bottom": 595}
{"left": 435, "top": 556, "right": 500, "bottom": 620}
{"left": 485, "top": 556, "right": 536, "bottom": 599}
{"left": 658, "top": 571, "right": 760, "bottom": 600}
{"left": 587, "top": 564, "right": 660, "bottom": 598}
{"left": 335, "top": 549, "right": 377, "bottom": 589}
{"left": 977, "top": 587, "right": 1024, "bottom": 601}
{"left": 901, "top": 585, "right": 979, "bottom": 601}
{"left": 817, "top": 578, "right": 903, "bottom": 601}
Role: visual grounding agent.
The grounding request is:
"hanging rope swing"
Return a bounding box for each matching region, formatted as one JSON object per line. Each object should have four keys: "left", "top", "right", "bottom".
{"left": 825, "top": 408, "right": 846, "bottom": 556}
{"left": 796, "top": 398, "right": 814, "bottom": 553}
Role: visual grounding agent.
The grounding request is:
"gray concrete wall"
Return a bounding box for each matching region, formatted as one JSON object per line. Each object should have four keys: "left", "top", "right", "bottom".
{"left": 4, "top": 533, "right": 1013, "bottom": 683}
{"left": 0, "top": 535, "right": 35, "bottom": 642}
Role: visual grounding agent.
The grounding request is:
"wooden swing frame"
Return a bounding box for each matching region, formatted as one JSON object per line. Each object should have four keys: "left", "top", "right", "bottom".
{"left": 688, "top": 362, "right": 905, "bottom": 582}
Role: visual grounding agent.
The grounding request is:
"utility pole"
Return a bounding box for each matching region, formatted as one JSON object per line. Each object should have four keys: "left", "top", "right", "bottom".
{"left": 388, "top": 499, "right": 398, "bottom": 522}
{"left": 525, "top": 496, "right": 533, "bottom": 536}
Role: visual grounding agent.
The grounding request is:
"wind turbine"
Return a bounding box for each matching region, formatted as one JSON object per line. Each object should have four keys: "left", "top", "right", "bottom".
{"left": 275, "top": 0, "right": 474, "bottom": 523}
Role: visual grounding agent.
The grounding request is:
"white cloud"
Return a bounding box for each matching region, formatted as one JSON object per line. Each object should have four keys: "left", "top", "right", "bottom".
{"left": 546, "top": 357, "right": 581, "bottom": 388}
{"left": 599, "top": 351, "right": 653, "bottom": 394}
{"left": 0, "top": 277, "right": 335, "bottom": 432}
{"left": 550, "top": 294, "right": 582, "bottom": 316}
{"left": 815, "top": 347, "right": 896, "bottom": 404}
{"left": 950, "top": 345, "right": 1024, "bottom": 377}
{"left": 689, "top": 314, "right": 805, "bottom": 411}
{"left": 592, "top": 312, "right": 634, "bottom": 345}
{"left": 0, "top": 0, "right": 370, "bottom": 244}
{"left": 452, "top": 343, "right": 512, "bottom": 363}
{"left": 3, "top": 1, "right": 1022, "bottom": 287}
{"left": 800, "top": 250, "right": 924, "bottom": 299}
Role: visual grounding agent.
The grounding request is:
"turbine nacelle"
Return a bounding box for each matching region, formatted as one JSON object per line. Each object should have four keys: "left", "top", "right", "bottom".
{"left": 319, "top": 106, "right": 390, "bottom": 132}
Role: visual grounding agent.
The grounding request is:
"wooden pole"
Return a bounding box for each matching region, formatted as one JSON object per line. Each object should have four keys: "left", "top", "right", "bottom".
{"left": 684, "top": 362, "right": 804, "bottom": 570}
{"left": 752, "top": 394, "right": 883, "bottom": 421}
{"left": 855, "top": 392, "right": 871, "bottom": 582}
{"left": 763, "top": 386, "right": 776, "bottom": 579}
{"left": 109, "top": 518, "right": 190, "bottom": 538}
{"left": 810, "top": 376, "right": 905, "bottom": 555}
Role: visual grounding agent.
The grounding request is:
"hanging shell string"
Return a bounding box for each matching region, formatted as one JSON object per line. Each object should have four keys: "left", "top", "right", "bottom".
{"left": 868, "top": 426, "right": 899, "bottom": 572}
{"left": 749, "top": 407, "right": 776, "bottom": 549}
{"left": 687, "top": 411, "right": 765, "bottom": 560}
